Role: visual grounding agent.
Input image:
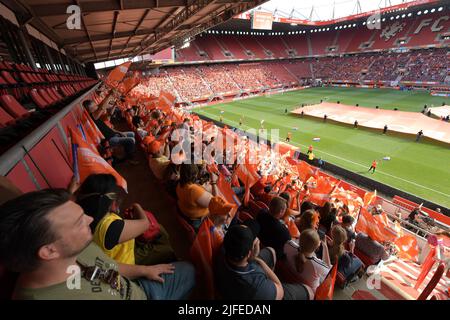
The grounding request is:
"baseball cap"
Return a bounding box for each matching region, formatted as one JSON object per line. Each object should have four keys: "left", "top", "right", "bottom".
{"left": 209, "top": 196, "right": 238, "bottom": 218}
{"left": 224, "top": 224, "right": 258, "bottom": 261}
{"left": 148, "top": 141, "right": 161, "bottom": 154}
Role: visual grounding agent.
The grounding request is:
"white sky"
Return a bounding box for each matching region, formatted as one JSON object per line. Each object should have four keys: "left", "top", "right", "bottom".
{"left": 250, "top": 0, "right": 416, "bottom": 21}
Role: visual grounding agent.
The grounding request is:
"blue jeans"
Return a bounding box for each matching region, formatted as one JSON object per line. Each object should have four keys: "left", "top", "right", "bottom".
{"left": 136, "top": 261, "right": 196, "bottom": 300}
{"left": 109, "top": 131, "right": 136, "bottom": 156}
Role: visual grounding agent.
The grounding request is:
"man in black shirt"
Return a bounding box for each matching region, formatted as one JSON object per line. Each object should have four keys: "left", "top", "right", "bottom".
{"left": 256, "top": 197, "right": 291, "bottom": 259}
{"left": 83, "top": 99, "right": 137, "bottom": 162}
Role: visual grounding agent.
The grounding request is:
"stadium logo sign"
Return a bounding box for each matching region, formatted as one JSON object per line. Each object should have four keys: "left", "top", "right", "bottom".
{"left": 366, "top": 10, "right": 381, "bottom": 30}
{"left": 381, "top": 21, "right": 406, "bottom": 41}
{"left": 66, "top": 5, "right": 81, "bottom": 30}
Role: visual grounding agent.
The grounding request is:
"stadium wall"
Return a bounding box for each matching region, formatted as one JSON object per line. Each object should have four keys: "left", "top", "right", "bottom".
{"left": 0, "top": 84, "right": 100, "bottom": 190}
{"left": 194, "top": 113, "right": 449, "bottom": 216}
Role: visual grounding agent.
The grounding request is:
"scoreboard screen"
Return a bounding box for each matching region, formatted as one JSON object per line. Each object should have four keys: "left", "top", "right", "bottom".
{"left": 251, "top": 11, "right": 273, "bottom": 30}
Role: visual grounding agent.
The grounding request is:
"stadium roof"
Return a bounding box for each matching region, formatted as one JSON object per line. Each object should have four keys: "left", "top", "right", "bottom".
{"left": 0, "top": 0, "right": 268, "bottom": 63}
{"left": 248, "top": 0, "right": 433, "bottom": 21}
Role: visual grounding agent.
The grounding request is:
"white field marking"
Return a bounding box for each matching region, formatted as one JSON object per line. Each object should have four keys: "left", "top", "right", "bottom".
{"left": 197, "top": 110, "right": 450, "bottom": 199}
{"left": 288, "top": 141, "right": 450, "bottom": 199}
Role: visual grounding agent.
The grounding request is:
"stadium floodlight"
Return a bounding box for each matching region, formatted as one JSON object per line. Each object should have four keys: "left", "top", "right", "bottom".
{"left": 396, "top": 15, "right": 400, "bottom": 19}
{"left": 417, "top": 11, "right": 422, "bottom": 15}
{"left": 390, "top": 16, "right": 394, "bottom": 20}
{"left": 407, "top": 13, "right": 412, "bottom": 17}
{"left": 430, "top": 8, "right": 435, "bottom": 13}
{"left": 353, "top": 24, "right": 356, "bottom": 27}
{"left": 424, "top": 10, "right": 428, "bottom": 14}
{"left": 438, "top": 7, "right": 443, "bottom": 11}
{"left": 327, "top": 27, "right": 330, "bottom": 31}
{"left": 343, "top": 25, "right": 347, "bottom": 29}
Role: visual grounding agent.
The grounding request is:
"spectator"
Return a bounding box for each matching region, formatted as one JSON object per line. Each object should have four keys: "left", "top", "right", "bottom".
{"left": 256, "top": 197, "right": 291, "bottom": 259}
{"left": 215, "top": 223, "right": 311, "bottom": 300}
{"left": 300, "top": 200, "right": 316, "bottom": 215}
{"left": 83, "top": 99, "right": 137, "bottom": 164}
{"left": 341, "top": 215, "right": 356, "bottom": 244}
{"left": 148, "top": 140, "right": 171, "bottom": 181}
{"left": 176, "top": 163, "right": 218, "bottom": 231}
{"left": 298, "top": 209, "right": 320, "bottom": 233}
{"left": 319, "top": 202, "right": 338, "bottom": 234}
{"left": 285, "top": 229, "right": 331, "bottom": 295}
{"left": 329, "top": 225, "right": 364, "bottom": 283}
{"left": 0, "top": 189, "right": 195, "bottom": 300}
{"left": 76, "top": 174, "right": 176, "bottom": 265}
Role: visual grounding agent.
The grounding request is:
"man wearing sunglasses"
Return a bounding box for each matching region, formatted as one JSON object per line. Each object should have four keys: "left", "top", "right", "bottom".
{"left": 0, "top": 189, "right": 196, "bottom": 300}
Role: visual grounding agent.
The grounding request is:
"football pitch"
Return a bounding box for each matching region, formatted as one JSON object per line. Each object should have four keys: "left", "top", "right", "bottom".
{"left": 195, "top": 87, "right": 450, "bottom": 208}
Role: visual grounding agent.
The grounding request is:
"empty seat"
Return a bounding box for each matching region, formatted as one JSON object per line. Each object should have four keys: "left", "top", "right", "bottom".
{"left": 19, "top": 73, "right": 34, "bottom": 84}
{"left": 0, "top": 95, "right": 30, "bottom": 118}
{"left": 1, "top": 71, "right": 17, "bottom": 85}
{"left": 37, "top": 89, "right": 57, "bottom": 105}
{"left": 45, "top": 88, "right": 61, "bottom": 103}
{"left": 49, "top": 87, "right": 64, "bottom": 100}
{"left": 0, "top": 107, "right": 15, "bottom": 127}
{"left": 0, "top": 76, "right": 8, "bottom": 86}
{"left": 30, "top": 89, "right": 49, "bottom": 109}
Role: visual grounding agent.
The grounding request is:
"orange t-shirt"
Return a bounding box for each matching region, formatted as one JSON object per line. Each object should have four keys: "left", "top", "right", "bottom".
{"left": 372, "top": 161, "right": 377, "bottom": 168}
{"left": 176, "top": 183, "right": 209, "bottom": 219}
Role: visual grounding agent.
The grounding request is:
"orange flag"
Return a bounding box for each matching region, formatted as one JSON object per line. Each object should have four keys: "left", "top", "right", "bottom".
{"left": 120, "top": 71, "right": 141, "bottom": 94}
{"left": 234, "top": 164, "right": 260, "bottom": 206}
{"left": 217, "top": 174, "right": 241, "bottom": 207}
{"left": 363, "top": 190, "right": 377, "bottom": 207}
{"left": 296, "top": 161, "right": 317, "bottom": 183}
{"left": 69, "top": 128, "right": 127, "bottom": 192}
{"left": 356, "top": 207, "right": 397, "bottom": 243}
{"left": 394, "top": 235, "right": 420, "bottom": 262}
{"left": 105, "top": 61, "right": 132, "bottom": 87}
{"left": 189, "top": 218, "right": 224, "bottom": 299}
{"left": 81, "top": 109, "right": 104, "bottom": 147}
{"left": 315, "top": 260, "right": 338, "bottom": 300}
{"left": 307, "top": 176, "right": 334, "bottom": 206}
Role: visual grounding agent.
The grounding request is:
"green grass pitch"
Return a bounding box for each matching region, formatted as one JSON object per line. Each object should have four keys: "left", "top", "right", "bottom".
{"left": 195, "top": 87, "right": 450, "bottom": 208}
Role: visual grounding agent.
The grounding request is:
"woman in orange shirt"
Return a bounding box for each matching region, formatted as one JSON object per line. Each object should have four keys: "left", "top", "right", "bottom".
{"left": 176, "top": 164, "right": 218, "bottom": 231}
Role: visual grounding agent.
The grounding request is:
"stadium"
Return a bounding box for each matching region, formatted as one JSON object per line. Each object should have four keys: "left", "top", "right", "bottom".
{"left": 0, "top": 0, "right": 448, "bottom": 304}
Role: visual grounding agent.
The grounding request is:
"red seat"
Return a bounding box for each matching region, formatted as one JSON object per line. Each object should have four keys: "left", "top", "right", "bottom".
{"left": 19, "top": 73, "right": 34, "bottom": 84}
{"left": 1, "top": 71, "right": 17, "bottom": 85}
{"left": 0, "top": 95, "right": 30, "bottom": 118}
{"left": 237, "top": 211, "right": 254, "bottom": 222}
{"left": 30, "top": 89, "right": 49, "bottom": 109}
{"left": 0, "top": 76, "right": 8, "bottom": 86}
{"left": 37, "top": 89, "right": 57, "bottom": 105}
{"left": 45, "top": 88, "right": 60, "bottom": 103}
{"left": 0, "top": 107, "right": 15, "bottom": 127}
{"left": 49, "top": 87, "right": 64, "bottom": 100}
